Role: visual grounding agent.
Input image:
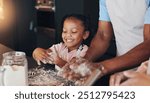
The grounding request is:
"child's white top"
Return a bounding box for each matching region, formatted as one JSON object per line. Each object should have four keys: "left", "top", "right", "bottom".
{"left": 50, "top": 42, "right": 88, "bottom": 67}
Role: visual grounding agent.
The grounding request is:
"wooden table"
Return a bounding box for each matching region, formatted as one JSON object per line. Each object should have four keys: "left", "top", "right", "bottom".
{"left": 0, "top": 44, "right": 13, "bottom": 64}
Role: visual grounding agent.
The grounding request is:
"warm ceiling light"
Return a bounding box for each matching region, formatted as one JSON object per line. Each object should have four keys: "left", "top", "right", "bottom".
{"left": 0, "top": 0, "right": 4, "bottom": 20}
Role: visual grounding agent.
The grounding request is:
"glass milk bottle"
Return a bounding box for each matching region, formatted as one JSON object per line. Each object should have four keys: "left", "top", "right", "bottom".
{"left": 0, "top": 51, "right": 28, "bottom": 86}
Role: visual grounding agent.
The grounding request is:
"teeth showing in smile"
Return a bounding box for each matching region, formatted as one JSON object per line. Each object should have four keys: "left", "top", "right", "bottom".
{"left": 66, "top": 39, "right": 73, "bottom": 42}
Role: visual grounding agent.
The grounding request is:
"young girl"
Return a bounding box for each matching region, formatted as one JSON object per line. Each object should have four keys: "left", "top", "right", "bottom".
{"left": 32, "top": 14, "right": 90, "bottom": 69}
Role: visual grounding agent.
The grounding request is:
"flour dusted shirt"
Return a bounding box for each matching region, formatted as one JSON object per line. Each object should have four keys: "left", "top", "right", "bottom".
{"left": 50, "top": 42, "right": 88, "bottom": 62}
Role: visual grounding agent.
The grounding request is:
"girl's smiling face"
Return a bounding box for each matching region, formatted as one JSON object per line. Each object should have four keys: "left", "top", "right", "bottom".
{"left": 62, "top": 18, "right": 89, "bottom": 51}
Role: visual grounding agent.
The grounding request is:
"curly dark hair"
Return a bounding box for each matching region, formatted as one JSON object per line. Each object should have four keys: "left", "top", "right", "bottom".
{"left": 61, "top": 14, "right": 91, "bottom": 33}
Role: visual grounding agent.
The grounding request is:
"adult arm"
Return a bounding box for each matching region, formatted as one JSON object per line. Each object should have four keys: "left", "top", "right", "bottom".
{"left": 84, "top": 0, "right": 113, "bottom": 61}
{"left": 101, "top": 24, "right": 150, "bottom": 74}
{"left": 103, "top": 5, "right": 150, "bottom": 74}
{"left": 84, "top": 21, "right": 114, "bottom": 61}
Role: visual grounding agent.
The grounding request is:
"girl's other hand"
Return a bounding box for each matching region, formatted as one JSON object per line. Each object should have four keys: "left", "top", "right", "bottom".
{"left": 47, "top": 52, "right": 67, "bottom": 67}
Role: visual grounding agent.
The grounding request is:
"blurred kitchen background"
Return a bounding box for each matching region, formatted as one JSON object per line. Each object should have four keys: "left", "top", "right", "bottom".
{"left": 0, "top": 0, "right": 115, "bottom": 60}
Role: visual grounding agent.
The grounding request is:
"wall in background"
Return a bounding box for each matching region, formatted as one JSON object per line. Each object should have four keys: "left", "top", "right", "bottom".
{"left": 0, "top": 0, "right": 16, "bottom": 48}
{"left": 14, "top": 0, "right": 37, "bottom": 56}
{"left": 0, "top": 0, "right": 37, "bottom": 56}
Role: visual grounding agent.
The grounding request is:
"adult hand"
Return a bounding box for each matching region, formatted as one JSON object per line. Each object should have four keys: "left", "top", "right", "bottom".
{"left": 60, "top": 58, "right": 90, "bottom": 79}
{"left": 65, "top": 58, "right": 102, "bottom": 76}
{"left": 109, "top": 71, "right": 128, "bottom": 86}
{"left": 136, "top": 61, "right": 148, "bottom": 73}
{"left": 110, "top": 60, "right": 150, "bottom": 86}
{"left": 60, "top": 57, "right": 104, "bottom": 85}
{"left": 120, "top": 71, "right": 150, "bottom": 86}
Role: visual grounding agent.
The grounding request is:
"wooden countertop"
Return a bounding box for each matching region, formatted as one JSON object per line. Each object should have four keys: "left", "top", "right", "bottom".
{"left": 0, "top": 43, "right": 13, "bottom": 64}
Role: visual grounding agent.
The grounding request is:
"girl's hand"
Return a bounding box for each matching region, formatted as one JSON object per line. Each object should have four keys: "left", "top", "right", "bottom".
{"left": 48, "top": 52, "right": 67, "bottom": 67}
{"left": 32, "top": 48, "right": 49, "bottom": 65}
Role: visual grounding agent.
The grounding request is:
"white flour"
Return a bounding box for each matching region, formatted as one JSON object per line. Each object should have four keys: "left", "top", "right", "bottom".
{"left": 3, "top": 65, "right": 27, "bottom": 86}
{"left": 28, "top": 67, "right": 75, "bottom": 86}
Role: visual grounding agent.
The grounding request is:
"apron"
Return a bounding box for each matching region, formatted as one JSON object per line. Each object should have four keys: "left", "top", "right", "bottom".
{"left": 106, "top": 0, "right": 148, "bottom": 56}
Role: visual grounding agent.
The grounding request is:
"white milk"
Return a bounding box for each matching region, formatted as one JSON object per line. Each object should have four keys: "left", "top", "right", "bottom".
{"left": 3, "top": 65, "right": 28, "bottom": 86}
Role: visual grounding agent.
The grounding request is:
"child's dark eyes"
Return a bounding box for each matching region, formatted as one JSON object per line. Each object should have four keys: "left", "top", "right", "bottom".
{"left": 72, "top": 31, "right": 77, "bottom": 33}
{"left": 62, "top": 31, "right": 77, "bottom": 34}
{"left": 72, "top": 29, "right": 78, "bottom": 33}
{"left": 62, "top": 31, "right": 66, "bottom": 33}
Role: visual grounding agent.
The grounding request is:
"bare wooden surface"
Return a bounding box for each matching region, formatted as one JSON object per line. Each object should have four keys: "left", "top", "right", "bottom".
{"left": 0, "top": 43, "right": 13, "bottom": 64}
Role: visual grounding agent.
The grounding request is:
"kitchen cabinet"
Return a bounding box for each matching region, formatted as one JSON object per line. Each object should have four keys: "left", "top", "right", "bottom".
{"left": 35, "top": 0, "right": 55, "bottom": 49}
{"left": 35, "top": 0, "right": 99, "bottom": 48}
